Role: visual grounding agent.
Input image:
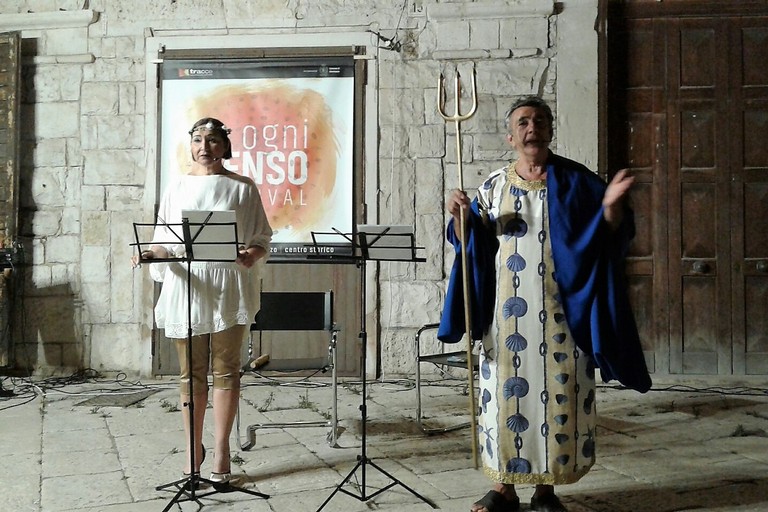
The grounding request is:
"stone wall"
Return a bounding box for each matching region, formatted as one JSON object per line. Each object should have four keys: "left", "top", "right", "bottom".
{"left": 0, "top": 0, "right": 598, "bottom": 377}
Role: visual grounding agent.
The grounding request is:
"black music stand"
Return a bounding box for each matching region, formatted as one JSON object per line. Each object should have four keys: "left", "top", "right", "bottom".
{"left": 132, "top": 212, "right": 269, "bottom": 511}
{"left": 312, "top": 225, "right": 437, "bottom": 511}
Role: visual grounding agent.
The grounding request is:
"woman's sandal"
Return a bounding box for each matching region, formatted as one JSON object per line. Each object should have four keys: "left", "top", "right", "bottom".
{"left": 472, "top": 490, "right": 521, "bottom": 512}
{"left": 209, "top": 471, "right": 232, "bottom": 485}
{"left": 181, "top": 444, "right": 207, "bottom": 491}
{"left": 209, "top": 449, "right": 232, "bottom": 485}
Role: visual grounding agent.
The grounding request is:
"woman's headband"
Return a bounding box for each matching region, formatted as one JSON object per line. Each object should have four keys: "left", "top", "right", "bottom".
{"left": 188, "top": 121, "right": 232, "bottom": 136}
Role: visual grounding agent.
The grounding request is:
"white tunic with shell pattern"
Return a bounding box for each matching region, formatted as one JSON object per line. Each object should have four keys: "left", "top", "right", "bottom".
{"left": 475, "top": 166, "right": 596, "bottom": 485}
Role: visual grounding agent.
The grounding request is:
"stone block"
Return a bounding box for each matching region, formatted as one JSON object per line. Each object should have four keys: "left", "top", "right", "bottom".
{"left": 31, "top": 210, "right": 63, "bottom": 237}
{"left": 95, "top": 115, "right": 143, "bottom": 149}
{"left": 41, "top": 472, "right": 132, "bottom": 511}
{"left": 80, "top": 281, "right": 111, "bottom": 323}
{"left": 223, "top": 2, "right": 295, "bottom": 28}
{"left": 105, "top": 185, "right": 143, "bottom": 211}
{"left": 379, "top": 87, "right": 425, "bottom": 126}
{"left": 414, "top": 157, "right": 443, "bottom": 215}
{"left": 30, "top": 167, "right": 75, "bottom": 207}
{"left": 26, "top": 262, "right": 51, "bottom": 292}
{"left": 81, "top": 185, "right": 106, "bottom": 211}
{"left": 61, "top": 206, "right": 82, "bottom": 234}
{"left": 81, "top": 246, "right": 110, "bottom": 283}
{"left": 23, "top": 295, "right": 80, "bottom": 345}
{"left": 380, "top": 280, "right": 443, "bottom": 328}
{"left": 408, "top": 124, "right": 445, "bottom": 158}
{"left": 81, "top": 211, "right": 110, "bottom": 246}
{"left": 380, "top": 328, "right": 419, "bottom": 374}
{"left": 416, "top": 23, "right": 438, "bottom": 58}
{"left": 118, "top": 82, "right": 139, "bottom": 114}
{"left": 109, "top": 276, "right": 133, "bottom": 324}
{"left": 415, "top": 214, "right": 445, "bottom": 281}
{"left": 66, "top": 138, "right": 84, "bottom": 167}
{"left": 103, "top": 1, "right": 224, "bottom": 37}
{"left": 469, "top": 19, "right": 500, "bottom": 50}
{"left": 474, "top": 132, "right": 510, "bottom": 154}
{"left": 379, "top": 124, "right": 410, "bottom": 159}
{"left": 380, "top": 157, "right": 415, "bottom": 215}
{"left": 83, "top": 56, "right": 143, "bottom": 83}
{"left": 79, "top": 116, "right": 97, "bottom": 150}
{"left": 31, "top": 63, "right": 82, "bottom": 102}
{"left": 463, "top": 98, "right": 501, "bottom": 134}
{"left": 444, "top": 133, "right": 473, "bottom": 164}
{"left": 508, "top": 16, "right": 550, "bottom": 50}
{"left": 51, "top": 264, "right": 79, "bottom": 292}
{"left": 35, "top": 102, "right": 79, "bottom": 138}
{"left": 436, "top": 20, "right": 469, "bottom": 51}
{"left": 88, "top": 322, "right": 143, "bottom": 372}
{"left": 44, "top": 27, "right": 89, "bottom": 55}
{"left": 109, "top": 215, "right": 140, "bottom": 323}
{"left": 44, "top": 235, "right": 79, "bottom": 264}
{"left": 476, "top": 58, "right": 548, "bottom": 96}
{"left": 83, "top": 149, "right": 144, "bottom": 185}
{"left": 81, "top": 82, "right": 118, "bottom": 115}
{"left": 95, "top": 35, "right": 117, "bottom": 59}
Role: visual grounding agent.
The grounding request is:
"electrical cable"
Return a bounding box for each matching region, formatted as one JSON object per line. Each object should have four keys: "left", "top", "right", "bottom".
{"left": 598, "top": 382, "right": 768, "bottom": 397}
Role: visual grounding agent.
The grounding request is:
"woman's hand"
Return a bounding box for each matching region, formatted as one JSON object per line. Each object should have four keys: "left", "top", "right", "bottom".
{"left": 130, "top": 246, "right": 169, "bottom": 268}
{"left": 236, "top": 245, "right": 266, "bottom": 269}
{"left": 603, "top": 169, "right": 634, "bottom": 229}
{"left": 131, "top": 251, "right": 152, "bottom": 268}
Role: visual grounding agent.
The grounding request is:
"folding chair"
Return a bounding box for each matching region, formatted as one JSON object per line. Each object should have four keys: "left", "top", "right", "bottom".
{"left": 415, "top": 322, "right": 479, "bottom": 434}
{"left": 236, "top": 290, "right": 340, "bottom": 449}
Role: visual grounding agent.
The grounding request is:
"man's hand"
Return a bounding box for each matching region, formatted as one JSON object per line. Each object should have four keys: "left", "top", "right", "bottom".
{"left": 603, "top": 169, "right": 634, "bottom": 229}
{"left": 447, "top": 189, "right": 470, "bottom": 224}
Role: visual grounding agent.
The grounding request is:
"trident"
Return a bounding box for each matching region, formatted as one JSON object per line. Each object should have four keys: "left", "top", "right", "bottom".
{"left": 438, "top": 66, "right": 479, "bottom": 469}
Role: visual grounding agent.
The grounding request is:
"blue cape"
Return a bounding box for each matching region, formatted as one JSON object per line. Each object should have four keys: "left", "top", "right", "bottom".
{"left": 438, "top": 199, "right": 498, "bottom": 343}
{"left": 439, "top": 154, "right": 652, "bottom": 393}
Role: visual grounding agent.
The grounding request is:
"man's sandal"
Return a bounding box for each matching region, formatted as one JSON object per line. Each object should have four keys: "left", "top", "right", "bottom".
{"left": 472, "top": 490, "right": 521, "bottom": 512}
{"left": 530, "top": 492, "right": 567, "bottom": 512}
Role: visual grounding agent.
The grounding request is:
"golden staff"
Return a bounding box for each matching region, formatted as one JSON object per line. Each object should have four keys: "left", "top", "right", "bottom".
{"left": 438, "top": 66, "right": 479, "bottom": 469}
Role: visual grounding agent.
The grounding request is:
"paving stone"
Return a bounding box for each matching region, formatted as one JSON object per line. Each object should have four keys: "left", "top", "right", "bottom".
{"left": 2, "top": 378, "right": 768, "bottom": 511}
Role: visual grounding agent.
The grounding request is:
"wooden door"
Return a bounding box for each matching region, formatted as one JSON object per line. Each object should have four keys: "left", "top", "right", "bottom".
{"left": 257, "top": 262, "right": 361, "bottom": 376}
{"left": 604, "top": 1, "right": 768, "bottom": 375}
{"left": 666, "top": 16, "right": 732, "bottom": 374}
{"left": 0, "top": 31, "right": 20, "bottom": 367}
{"left": 730, "top": 17, "right": 768, "bottom": 374}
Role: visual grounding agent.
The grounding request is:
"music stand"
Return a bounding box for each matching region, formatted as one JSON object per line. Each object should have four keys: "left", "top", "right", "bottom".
{"left": 132, "top": 212, "right": 269, "bottom": 511}
{"left": 313, "top": 225, "right": 437, "bottom": 511}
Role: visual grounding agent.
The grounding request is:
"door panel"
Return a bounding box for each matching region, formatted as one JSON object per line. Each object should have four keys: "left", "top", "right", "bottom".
{"left": 732, "top": 19, "right": 768, "bottom": 374}
{"left": 607, "top": 16, "right": 667, "bottom": 373}
{"left": 0, "top": 31, "right": 20, "bottom": 367}
{"left": 606, "top": 3, "right": 768, "bottom": 376}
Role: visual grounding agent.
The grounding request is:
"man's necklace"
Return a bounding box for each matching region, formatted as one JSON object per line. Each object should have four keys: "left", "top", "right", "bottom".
{"left": 505, "top": 161, "right": 546, "bottom": 192}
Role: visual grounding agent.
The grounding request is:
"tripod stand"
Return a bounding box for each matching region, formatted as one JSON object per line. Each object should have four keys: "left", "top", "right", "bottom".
{"left": 133, "top": 213, "right": 269, "bottom": 511}
{"left": 316, "top": 226, "right": 437, "bottom": 511}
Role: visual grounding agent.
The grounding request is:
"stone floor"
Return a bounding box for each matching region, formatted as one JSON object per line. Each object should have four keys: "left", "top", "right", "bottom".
{"left": 1, "top": 372, "right": 768, "bottom": 511}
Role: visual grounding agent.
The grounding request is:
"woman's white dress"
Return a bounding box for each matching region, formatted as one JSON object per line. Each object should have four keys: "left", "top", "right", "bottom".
{"left": 149, "top": 173, "right": 272, "bottom": 339}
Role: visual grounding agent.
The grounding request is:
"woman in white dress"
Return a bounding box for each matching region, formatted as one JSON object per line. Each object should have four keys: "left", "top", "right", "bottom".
{"left": 132, "top": 117, "right": 272, "bottom": 484}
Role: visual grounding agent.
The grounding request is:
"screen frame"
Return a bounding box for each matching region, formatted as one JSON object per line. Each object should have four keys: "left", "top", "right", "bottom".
{"left": 154, "top": 45, "right": 367, "bottom": 263}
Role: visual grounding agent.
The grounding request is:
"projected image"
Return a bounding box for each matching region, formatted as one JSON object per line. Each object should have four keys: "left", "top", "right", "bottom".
{"left": 159, "top": 59, "right": 356, "bottom": 260}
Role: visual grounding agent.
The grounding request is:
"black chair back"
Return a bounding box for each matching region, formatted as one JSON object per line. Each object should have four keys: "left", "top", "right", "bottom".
{"left": 252, "top": 291, "right": 333, "bottom": 332}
